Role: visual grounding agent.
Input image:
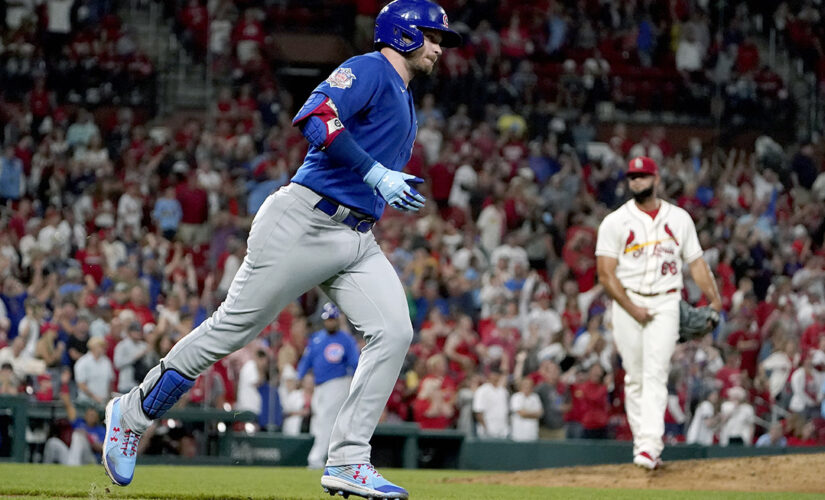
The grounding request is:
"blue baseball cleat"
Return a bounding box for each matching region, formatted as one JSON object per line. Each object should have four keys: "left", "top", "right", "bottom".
{"left": 321, "top": 464, "right": 409, "bottom": 499}
{"left": 102, "top": 397, "right": 142, "bottom": 486}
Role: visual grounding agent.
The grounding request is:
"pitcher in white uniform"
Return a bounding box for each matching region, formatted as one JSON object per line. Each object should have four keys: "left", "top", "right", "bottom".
{"left": 595, "top": 156, "right": 722, "bottom": 469}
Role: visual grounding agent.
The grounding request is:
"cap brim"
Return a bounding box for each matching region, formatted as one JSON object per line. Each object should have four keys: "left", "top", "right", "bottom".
{"left": 438, "top": 29, "right": 462, "bottom": 48}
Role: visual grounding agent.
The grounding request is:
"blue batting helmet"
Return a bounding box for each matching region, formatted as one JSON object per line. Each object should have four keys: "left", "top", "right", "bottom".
{"left": 374, "top": 0, "right": 462, "bottom": 54}
{"left": 321, "top": 302, "right": 340, "bottom": 320}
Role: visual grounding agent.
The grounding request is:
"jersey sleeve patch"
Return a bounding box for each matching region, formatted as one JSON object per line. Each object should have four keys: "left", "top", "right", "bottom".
{"left": 326, "top": 67, "right": 356, "bottom": 89}
{"left": 327, "top": 116, "right": 344, "bottom": 136}
{"left": 313, "top": 55, "right": 381, "bottom": 122}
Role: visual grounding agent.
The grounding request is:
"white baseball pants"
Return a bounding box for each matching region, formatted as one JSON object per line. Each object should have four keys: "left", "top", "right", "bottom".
{"left": 611, "top": 291, "right": 679, "bottom": 458}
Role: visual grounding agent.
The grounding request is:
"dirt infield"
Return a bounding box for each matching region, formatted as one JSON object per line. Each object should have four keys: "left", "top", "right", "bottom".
{"left": 452, "top": 453, "right": 825, "bottom": 493}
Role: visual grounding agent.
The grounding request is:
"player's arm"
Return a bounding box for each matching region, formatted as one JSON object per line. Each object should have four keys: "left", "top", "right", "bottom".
{"left": 682, "top": 213, "right": 721, "bottom": 311}
{"left": 516, "top": 396, "right": 543, "bottom": 419}
{"left": 596, "top": 256, "right": 652, "bottom": 323}
{"left": 292, "top": 93, "right": 424, "bottom": 211}
{"left": 688, "top": 257, "right": 723, "bottom": 311}
{"left": 472, "top": 391, "right": 487, "bottom": 431}
{"left": 518, "top": 407, "right": 543, "bottom": 419}
{"left": 296, "top": 346, "right": 312, "bottom": 381}
{"left": 59, "top": 387, "right": 78, "bottom": 422}
{"left": 73, "top": 361, "right": 97, "bottom": 402}
{"left": 473, "top": 411, "right": 486, "bottom": 431}
{"left": 76, "top": 380, "right": 99, "bottom": 403}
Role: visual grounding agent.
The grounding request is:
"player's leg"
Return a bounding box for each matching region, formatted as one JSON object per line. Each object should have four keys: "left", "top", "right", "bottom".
{"left": 307, "top": 376, "right": 351, "bottom": 468}
{"left": 307, "top": 382, "right": 326, "bottom": 469}
{"left": 67, "top": 429, "right": 96, "bottom": 465}
{"left": 43, "top": 436, "right": 69, "bottom": 464}
{"left": 610, "top": 299, "right": 644, "bottom": 456}
{"left": 105, "top": 186, "right": 359, "bottom": 485}
{"left": 320, "top": 240, "right": 413, "bottom": 498}
{"left": 637, "top": 297, "right": 680, "bottom": 462}
{"left": 119, "top": 190, "right": 339, "bottom": 432}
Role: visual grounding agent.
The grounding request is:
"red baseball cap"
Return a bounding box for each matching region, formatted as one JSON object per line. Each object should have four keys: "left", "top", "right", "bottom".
{"left": 627, "top": 156, "right": 658, "bottom": 176}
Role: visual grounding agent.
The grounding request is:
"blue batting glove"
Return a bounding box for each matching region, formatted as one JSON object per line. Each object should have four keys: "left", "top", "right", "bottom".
{"left": 363, "top": 162, "right": 426, "bottom": 212}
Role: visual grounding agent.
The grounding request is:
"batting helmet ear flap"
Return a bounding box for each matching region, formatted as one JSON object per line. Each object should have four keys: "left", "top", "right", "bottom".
{"left": 376, "top": 13, "right": 425, "bottom": 53}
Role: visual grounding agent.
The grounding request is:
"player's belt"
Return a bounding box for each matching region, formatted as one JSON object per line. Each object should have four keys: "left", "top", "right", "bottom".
{"left": 315, "top": 198, "right": 376, "bottom": 233}
{"left": 630, "top": 288, "right": 678, "bottom": 297}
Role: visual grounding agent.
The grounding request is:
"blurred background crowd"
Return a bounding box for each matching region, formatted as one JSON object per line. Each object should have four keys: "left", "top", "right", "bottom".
{"left": 1, "top": 0, "right": 825, "bottom": 462}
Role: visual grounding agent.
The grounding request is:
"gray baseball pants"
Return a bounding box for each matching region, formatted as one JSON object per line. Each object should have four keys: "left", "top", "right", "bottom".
{"left": 308, "top": 376, "right": 352, "bottom": 468}
{"left": 118, "top": 183, "right": 414, "bottom": 466}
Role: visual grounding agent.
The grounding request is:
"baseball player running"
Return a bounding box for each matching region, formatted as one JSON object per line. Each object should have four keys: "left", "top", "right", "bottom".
{"left": 102, "top": 1, "right": 461, "bottom": 498}
{"left": 298, "top": 303, "right": 360, "bottom": 469}
{"left": 595, "top": 156, "right": 721, "bottom": 469}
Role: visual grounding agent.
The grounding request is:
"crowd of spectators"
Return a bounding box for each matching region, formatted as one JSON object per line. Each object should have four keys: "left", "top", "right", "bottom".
{"left": 167, "top": 0, "right": 359, "bottom": 88}
{"left": 1, "top": 0, "right": 156, "bottom": 125}
{"left": 2, "top": 0, "right": 825, "bottom": 462}
{"left": 163, "top": 0, "right": 813, "bottom": 132}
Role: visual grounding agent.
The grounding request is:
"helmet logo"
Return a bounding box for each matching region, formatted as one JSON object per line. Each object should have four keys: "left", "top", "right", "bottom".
{"left": 442, "top": 13, "right": 448, "bottom": 27}
{"left": 326, "top": 67, "right": 357, "bottom": 90}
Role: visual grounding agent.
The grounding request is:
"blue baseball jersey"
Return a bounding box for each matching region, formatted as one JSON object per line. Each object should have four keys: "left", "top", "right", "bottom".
{"left": 72, "top": 418, "right": 105, "bottom": 447}
{"left": 291, "top": 51, "right": 418, "bottom": 219}
{"left": 296, "top": 329, "right": 360, "bottom": 386}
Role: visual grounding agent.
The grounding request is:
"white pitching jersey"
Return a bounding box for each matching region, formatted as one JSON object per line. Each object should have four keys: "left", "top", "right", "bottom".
{"left": 595, "top": 199, "right": 703, "bottom": 294}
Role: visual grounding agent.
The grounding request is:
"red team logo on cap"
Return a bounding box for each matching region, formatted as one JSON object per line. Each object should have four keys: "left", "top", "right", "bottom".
{"left": 628, "top": 156, "right": 658, "bottom": 175}
{"left": 443, "top": 14, "right": 448, "bottom": 27}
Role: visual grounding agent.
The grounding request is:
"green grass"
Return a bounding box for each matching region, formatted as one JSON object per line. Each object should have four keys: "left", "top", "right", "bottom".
{"left": 0, "top": 464, "right": 821, "bottom": 500}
